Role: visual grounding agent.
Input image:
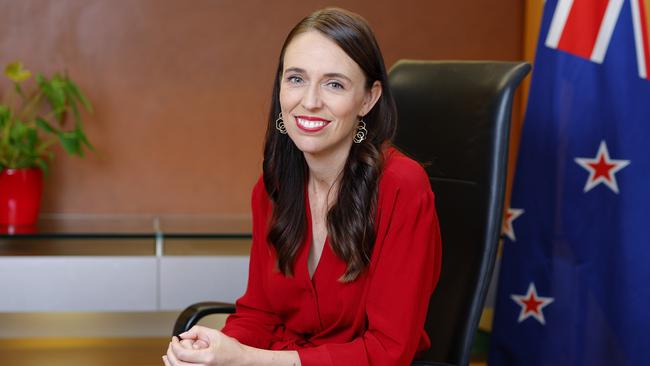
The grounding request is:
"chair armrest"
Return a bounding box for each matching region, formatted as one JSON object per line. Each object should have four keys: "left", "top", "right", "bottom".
{"left": 172, "top": 301, "right": 236, "bottom": 336}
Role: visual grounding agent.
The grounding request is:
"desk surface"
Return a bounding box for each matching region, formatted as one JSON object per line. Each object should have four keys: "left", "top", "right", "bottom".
{"left": 0, "top": 214, "right": 252, "bottom": 239}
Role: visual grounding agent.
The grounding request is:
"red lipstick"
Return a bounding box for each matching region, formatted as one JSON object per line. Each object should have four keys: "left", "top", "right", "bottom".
{"left": 294, "top": 115, "right": 331, "bottom": 132}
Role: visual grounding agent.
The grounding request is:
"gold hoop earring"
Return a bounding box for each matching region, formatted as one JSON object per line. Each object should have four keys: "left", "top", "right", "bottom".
{"left": 275, "top": 112, "right": 287, "bottom": 134}
{"left": 353, "top": 119, "right": 367, "bottom": 143}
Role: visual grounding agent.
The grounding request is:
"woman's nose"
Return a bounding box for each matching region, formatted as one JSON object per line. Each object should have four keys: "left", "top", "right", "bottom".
{"left": 301, "top": 84, "right": 323, "bottom": 110}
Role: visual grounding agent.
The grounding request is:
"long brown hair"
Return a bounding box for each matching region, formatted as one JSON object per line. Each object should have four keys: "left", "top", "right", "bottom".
{"left": 263, "top": 8, "right": 397, "bottom": 281}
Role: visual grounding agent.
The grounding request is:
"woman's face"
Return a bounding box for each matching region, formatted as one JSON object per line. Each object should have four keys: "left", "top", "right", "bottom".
{"left": 279, "top": 30, "right": 381, "bottom": 161}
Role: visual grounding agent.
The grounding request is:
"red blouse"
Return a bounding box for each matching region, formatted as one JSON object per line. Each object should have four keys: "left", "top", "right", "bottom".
{"left": 222, "top": 148, "right": 442, "bottom": 366}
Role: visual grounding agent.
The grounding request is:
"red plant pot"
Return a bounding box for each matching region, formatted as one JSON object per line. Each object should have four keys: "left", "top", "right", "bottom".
{"left": 0, "top": 168, "right": 43, "bottom": 226}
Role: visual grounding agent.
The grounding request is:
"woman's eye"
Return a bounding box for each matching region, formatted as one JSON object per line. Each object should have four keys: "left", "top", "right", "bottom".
{"left": 287, "top": 76, "right": 303, "bottom": 84}
{"left": 327, "top": 81, "right": 344, "bottom": 89}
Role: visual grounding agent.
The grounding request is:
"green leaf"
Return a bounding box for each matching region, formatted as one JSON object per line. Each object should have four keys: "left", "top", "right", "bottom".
{"left": 14, "top": 83, "right": 25, "bottom": 97}
{"left": 35, "top": 158, "right": 49, "bottom": 176}
{"left": 38, "top": 74, "right": 67, "bottom": 122}
{"left": 66, "top": 79, "right": 93, "bottom": 112}
{"left": 0, "top": 105, "right": 9, "bottom": 128}
{"left": 78, "top": 128, "right": 94, "bottom": 150}
{"left": 35, "top": 117, "right": 58, "bottom": 134}
{"left": 9, "top": 120, "right": 29, "bottom": 141}
{"left": 58, "top": 131, "right": 82, "bottom": 156}
{"left": 1, "top": 117, "right": 11, "bottom": 145}
{"left": 25, "top": 128, "right": 38, "bottom": 150}
{"left": 4, "top": 61, "right": 32, "bottom": 82}
{"left": 74, "top": 129, "right": 87, "bottom": 156}
{"left": 69, "top": 100, "right": 82, "bottom": 129}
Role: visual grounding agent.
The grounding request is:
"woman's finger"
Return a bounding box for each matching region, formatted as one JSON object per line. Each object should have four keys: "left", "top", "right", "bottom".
{"left": 192, "top": 339, "right": 209, "bottom": 349}
{"left": 180, "top": 325, "right": 204, "bottom": 339}
{"left": 188, "top": 325, "right": 205, "bottom": 333}
{"left": 170, "top": 335, "right": 210, "bottom": 364}
{"left": 162, "top": 355, "right": 171, "bottom": 366}
{"left": 179, "top": 338, "right": 195, "bottom": 349}
{"left": 179, "top": 330, "right": 197, "bottom": 340}
{"left": 166, "top": 340, "right": 195, "bottom": 366}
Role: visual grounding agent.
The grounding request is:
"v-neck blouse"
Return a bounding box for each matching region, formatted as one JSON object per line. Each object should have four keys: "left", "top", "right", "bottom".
{"left": 222, "top": 148, "right": 442, "bottom": 366}
{"left": 305, "top": 189, "right": 328, "bottom": 281}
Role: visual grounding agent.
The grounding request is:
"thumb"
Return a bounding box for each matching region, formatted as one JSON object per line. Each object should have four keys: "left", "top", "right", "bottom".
{"left": 180, "top": 325, "right": 207, "bottom": 340}
{"left": 192, "top": 339, "right": 210, "bottom": 349}
{"left": 178, "top": 331, "right": 198, "bottom": 341}
{"left": 185, "top": 325, "right": 214, "bottom": 344}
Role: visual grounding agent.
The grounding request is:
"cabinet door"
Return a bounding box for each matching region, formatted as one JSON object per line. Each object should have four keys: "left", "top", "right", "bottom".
{"left": 0, "top": 257, "right": 158, "bottom": 312}
{"left": 159, "top": 256, "right": 249, "bottom": 311}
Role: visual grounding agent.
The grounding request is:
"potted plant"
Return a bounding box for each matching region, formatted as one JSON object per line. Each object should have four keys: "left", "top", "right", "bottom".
{"left": 0, "top": 61, "right": 93, "bottom": 228}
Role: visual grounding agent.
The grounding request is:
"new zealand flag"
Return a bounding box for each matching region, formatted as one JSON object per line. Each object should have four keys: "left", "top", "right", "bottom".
{"left": 490, "top": 0, "right": 650, "bottom": 365}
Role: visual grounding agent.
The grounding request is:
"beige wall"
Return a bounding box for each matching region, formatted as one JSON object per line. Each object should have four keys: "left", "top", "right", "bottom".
{"left": 0, "top": 0, "right": 523, "bottom": 214}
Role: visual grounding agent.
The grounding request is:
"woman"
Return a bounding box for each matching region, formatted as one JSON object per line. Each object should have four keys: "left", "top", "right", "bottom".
{"left": 164, "top": 8, "right": 442, "bottom": 366}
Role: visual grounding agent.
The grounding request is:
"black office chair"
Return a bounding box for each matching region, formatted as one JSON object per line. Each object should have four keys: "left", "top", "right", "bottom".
{"left": 173, "top": 60, "right": 531, "bottom": 366}
{"left": 392, "top": 60, "right": 530, "bottom": 366}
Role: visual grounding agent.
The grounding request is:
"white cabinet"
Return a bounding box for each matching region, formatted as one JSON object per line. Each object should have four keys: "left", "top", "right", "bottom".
{"left": 0, "top": 257, "right": 158, "bottom": 311}
{"left": 0, "top": 215, "right": 251, "bottom": 313}
{"left": 0, "top": 255, "right": 249, "bottom": 312}
{"left": 0, "top": 255, "right": 248, "bottom": 312}
{"left": 159, "top": 256, "right": 249, "bottom": 310}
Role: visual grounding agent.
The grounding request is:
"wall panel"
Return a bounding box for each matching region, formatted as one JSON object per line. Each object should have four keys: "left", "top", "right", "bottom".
{"left": 0, "top": 0, "right": 523, "bottom": 214}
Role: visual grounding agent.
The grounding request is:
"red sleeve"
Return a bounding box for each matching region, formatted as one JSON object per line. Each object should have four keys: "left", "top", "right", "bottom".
{"left": 221, "top": 178, "right": 284, "bottom": 349}
{"left": 298, "top": 163, "right": 442, "bottom": 366}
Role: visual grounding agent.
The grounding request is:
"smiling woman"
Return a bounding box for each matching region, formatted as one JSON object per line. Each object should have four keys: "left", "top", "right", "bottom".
{"left": 279, "top": 31, "right": 382, "bottom": 162}
{"left": 163, "top": 8, "right": 442, "bottom": 366}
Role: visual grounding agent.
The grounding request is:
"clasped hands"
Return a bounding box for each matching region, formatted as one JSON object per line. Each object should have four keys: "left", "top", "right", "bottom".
{"left": 162, "top": 325, "right": 246, "bottom": 366}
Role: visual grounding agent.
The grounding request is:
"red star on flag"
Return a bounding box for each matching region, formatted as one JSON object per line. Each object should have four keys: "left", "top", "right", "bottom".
{"left": 510, "top": 282, "right": 554, "bottom": 325}
{"left": 502, "top": 207, "right": 524, "bottom": 241}
{"left": 574, "top": 140, "right": 630, "bottom": 194}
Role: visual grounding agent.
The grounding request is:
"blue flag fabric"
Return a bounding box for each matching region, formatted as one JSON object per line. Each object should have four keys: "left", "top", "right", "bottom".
{"left": 490, "top": 0, "right": 650, "bottom": 365}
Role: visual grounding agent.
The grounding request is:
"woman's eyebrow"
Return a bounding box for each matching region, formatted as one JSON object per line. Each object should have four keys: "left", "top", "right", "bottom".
{"left": 283, "top": 67, "right": 352, "bottom": 82}
{"left": 323, "top": 72, "right": 352, "bottom": 83}
{"left": 284, "top": 67, "right": 305, "bottom": 75}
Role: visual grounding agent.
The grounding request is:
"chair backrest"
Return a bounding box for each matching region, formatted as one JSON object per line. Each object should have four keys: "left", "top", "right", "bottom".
{"left": 388, "top": 60, "right": 530, "bottom": 366}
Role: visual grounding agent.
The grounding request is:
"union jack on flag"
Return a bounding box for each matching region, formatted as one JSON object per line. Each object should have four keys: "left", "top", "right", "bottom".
{"left": 490, "top": 0, "right": 650, "bottom": 365}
